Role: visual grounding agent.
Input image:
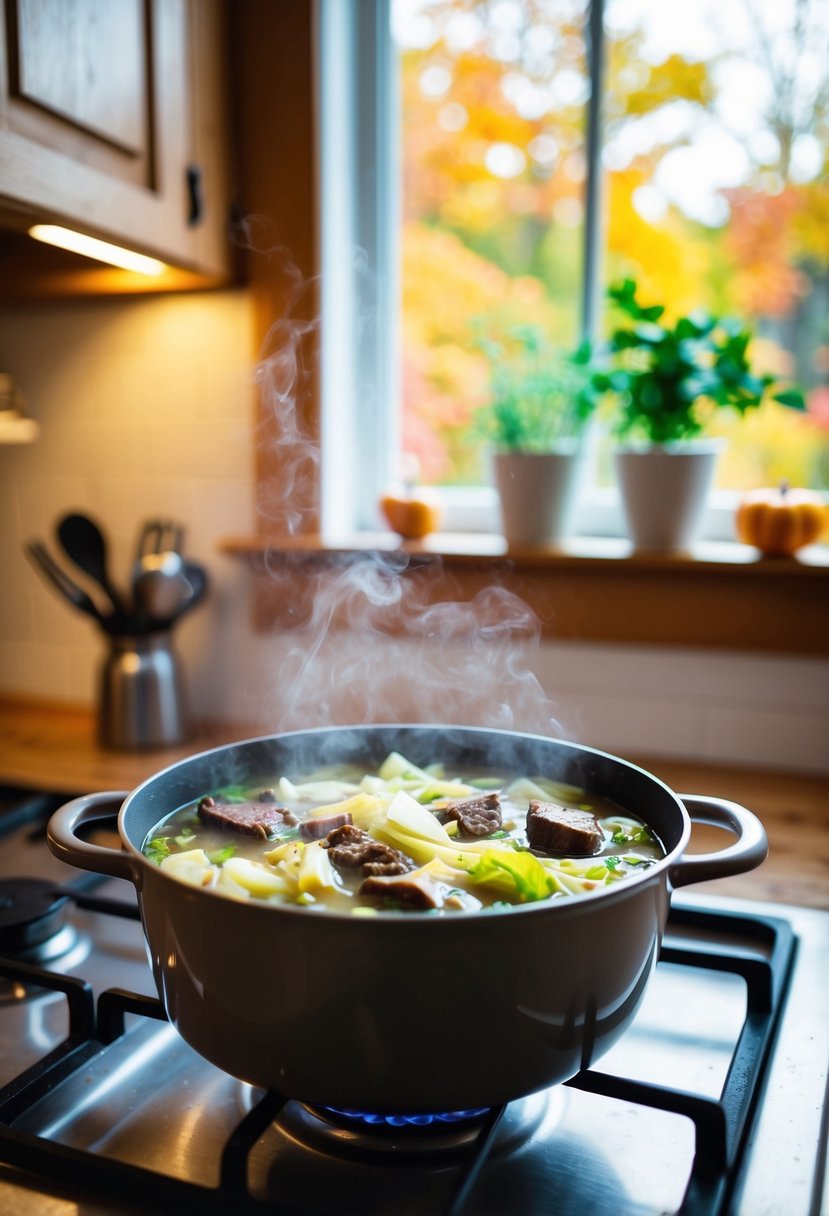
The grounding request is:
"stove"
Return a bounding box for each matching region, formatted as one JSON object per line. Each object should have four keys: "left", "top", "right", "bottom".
{"left": 0, "top": 783, "right": 826, "bottom": 1215}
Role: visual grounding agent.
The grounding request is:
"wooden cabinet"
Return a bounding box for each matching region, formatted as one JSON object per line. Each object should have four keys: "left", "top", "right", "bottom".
{"left": 0, "top": 0, "right": 233, "bottom": 292}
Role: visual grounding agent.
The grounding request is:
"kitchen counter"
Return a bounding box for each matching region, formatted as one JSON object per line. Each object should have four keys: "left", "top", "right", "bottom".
{"left": 1, "top": 697, "right": 826, "bottom": 910}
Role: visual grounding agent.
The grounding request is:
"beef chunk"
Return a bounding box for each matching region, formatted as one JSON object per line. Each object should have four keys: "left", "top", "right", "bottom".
{"left": 324, "top": 824, "right": 413, "bottom": 877}
{"left": 300, "top": 810, "right": 353, "bottom": 841}
{"left": 441, "top": 792, "right": 502, "bottom": 838}
{"left": 526, "top": 800, "right": 604, "bottom": 856}
{"left": 359, "top": 872, "right": 442, "bottom": 909}
{"left": 198, "top": 796, "right": 298, "bottom": 839}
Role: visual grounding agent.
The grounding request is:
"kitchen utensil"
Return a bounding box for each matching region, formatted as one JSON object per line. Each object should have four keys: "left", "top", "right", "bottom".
{"left": 25, "top": 540, "right": 108, "bottom": 625}
{"left": 134, "top": 519, "right": 184, "bottom": 566}
{"left": 47, "top": 725, "right": 767, "bottom": 1113}
{"left": 175, "top": 560, "right": 209, "bottom": 616}
{"left": 132, "top": 562, "right": 194, "bottom": 622}
{"left": 56, "top": 513, "right": 127, "bottom": 618}
{"left": 98, "top": 632, "right": 189, "bottom": 749}
{"left": 131, "top": 519, "right": 189, "bottom": 620}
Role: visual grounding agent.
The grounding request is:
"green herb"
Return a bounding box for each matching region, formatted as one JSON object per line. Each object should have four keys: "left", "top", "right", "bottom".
{"left": 611, "top": 825, "right": 653, "bottom": 845}
{"left": 206, "top": 844, "right": 236, "bottom": 865}
{"left": 489, "top": 830, "right": 509, "bottom": 839}
{"left": 213, "top": 784, "right": 250, "bottom": 804}
{"left": 175, "top": 827, "right": 195, "bottom": 846}
{"left": 591, "top": 279, "right": 805, "bottom": 444}
{"left": 473, "top": 325, "right": 601, "bottom": 450}
{"left": 604, "top": 855, "right": 621, "bottom": 869}
{"left": 622, "top": 855, "right": 653, "bottom": 867}
{"left": 145, "top": 837, "right": 171, "bottom": 865}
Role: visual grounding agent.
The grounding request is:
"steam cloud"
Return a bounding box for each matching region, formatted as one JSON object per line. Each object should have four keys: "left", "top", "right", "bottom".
{"left": 250, "top": 247, "right": 566, "bottom": 741}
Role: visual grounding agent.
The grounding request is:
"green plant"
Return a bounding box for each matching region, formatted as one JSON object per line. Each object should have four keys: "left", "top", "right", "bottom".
{"left": 593, "top": 279, "right": 805, "bottom": 445}
{"left": 475, "top": 326, "right": 600, "bottom": 451}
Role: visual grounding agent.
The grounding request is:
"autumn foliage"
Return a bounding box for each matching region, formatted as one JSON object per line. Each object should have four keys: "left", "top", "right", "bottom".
{"left": 397, "top": 0, "right": 828, "bottom": 490}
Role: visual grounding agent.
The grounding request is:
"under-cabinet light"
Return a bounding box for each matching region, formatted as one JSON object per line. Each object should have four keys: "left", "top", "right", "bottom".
{"left": 27, "top": 224, "right": 166, "bottom": 276}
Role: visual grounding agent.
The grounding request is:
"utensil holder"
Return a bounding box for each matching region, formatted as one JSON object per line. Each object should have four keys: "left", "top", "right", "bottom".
{"left": 98, "top": 633, "right": 189, "bottom": 750}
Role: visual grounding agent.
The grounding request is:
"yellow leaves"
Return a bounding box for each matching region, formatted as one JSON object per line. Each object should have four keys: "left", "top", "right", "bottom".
{"left": 709, "top": 400, "right": 826, "bottom": 491}
{"left": 606, "top": 168, "right": 712, "bottom": 314}
{"left": 618, "top": 54, "right": 714, "bottom": 117}
{"left": 791, "top": 181, "right": 829, "bottom": 265}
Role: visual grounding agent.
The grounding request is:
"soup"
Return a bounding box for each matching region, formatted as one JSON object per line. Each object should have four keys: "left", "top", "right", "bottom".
{"left": 142, "top": 751, "right": 664, "bottom": 914}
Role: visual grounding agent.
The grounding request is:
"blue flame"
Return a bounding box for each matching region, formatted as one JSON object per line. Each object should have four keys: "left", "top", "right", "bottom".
{"left": 322, "top": 1106, "right": 490, "bottom": 1129}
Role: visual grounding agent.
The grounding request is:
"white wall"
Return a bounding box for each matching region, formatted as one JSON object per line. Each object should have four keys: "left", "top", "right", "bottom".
{"left": 1, "top": 293, "right": 827, "bottom": 774}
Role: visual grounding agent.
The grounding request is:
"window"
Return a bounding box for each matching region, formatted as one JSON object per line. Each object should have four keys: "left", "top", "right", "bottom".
{"left": 318, "top": 0, "right": 828, "bottom": 538}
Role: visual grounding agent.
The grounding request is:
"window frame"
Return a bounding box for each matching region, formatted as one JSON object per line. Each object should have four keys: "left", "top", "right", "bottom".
{"left": 315, "top": 0, "right": 812, "bottom": 542}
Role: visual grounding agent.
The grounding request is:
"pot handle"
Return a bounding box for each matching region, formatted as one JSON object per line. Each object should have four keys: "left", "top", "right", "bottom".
{"left": 47, "top": 791, "right": 139, "bottom": 884}
{"left": 669, "top": 794, "right": 768, "bottom": 889}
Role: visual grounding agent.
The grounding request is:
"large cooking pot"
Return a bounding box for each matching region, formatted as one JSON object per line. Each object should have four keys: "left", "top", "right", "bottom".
{"left": 48, "top": 725, "right": 767, "bottom": 1112}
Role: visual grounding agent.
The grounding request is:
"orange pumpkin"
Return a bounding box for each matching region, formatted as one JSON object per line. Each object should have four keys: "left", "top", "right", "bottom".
{"left": 735, "top": 481, "right": 826, "bottom": 556}
{"left": 380, "top": 491, "right": 442, "bottom": 540}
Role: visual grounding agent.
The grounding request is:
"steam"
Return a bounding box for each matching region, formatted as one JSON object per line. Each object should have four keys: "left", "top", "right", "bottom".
{"left": 246, "top": 241, "right": 321, "bottom": 536}
{"left": 249, "top": 249, "right": 566, "bottom": 741}
{"left": 256, "top": 550, "right": 565, "bottom": 739}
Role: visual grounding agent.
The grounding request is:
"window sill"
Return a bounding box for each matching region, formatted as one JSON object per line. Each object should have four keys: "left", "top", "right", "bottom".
{"left": 220, "top": 532, "right": 829, "bottom": 655}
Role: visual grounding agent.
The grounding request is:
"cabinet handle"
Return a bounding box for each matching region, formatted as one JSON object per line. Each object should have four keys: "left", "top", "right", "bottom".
{"left": 186, "top": 164, "right": 204, "bottom": 226}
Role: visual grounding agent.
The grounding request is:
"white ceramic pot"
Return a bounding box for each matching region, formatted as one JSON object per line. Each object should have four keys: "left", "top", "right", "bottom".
{"left": 614, "top": 442, "right": 721, "bottom": 552}
{"left": 493, "top": 446, "right": 584, "bottom": 546}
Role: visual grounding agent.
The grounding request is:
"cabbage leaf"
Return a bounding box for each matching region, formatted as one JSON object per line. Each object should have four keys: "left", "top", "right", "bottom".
{"left": 467, "top": 849, "right": 558, "bottom": 902}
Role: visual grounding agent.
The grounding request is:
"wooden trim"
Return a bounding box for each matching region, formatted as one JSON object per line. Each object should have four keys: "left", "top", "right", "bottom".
{"left": 220, "top": 533, "right": 829, "bottom": 655}
{"left": 229, "top": 0, "right": 322, "bottom": 537}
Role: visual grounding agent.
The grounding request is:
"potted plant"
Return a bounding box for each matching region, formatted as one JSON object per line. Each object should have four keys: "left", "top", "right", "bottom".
{"left": 475, "top": 326, "right": 600, "bottom": 546}
{"left": 592, "top": 279, "right": 805, "bottom": 551}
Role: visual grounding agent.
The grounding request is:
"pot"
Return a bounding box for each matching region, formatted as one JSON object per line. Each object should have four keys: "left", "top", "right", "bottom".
{"left": 47, "top": 725, "right": 766, "bottom": 1113}
{"left": 493, "top": 446, "right": 584, "bottom": 547}
{"left": 614, "top": 441, "right": 721, "bottom": 552}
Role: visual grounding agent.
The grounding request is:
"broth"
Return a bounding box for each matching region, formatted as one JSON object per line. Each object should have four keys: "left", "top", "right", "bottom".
{"left": 142, "top": 752, "right": 664, "bottom": 914}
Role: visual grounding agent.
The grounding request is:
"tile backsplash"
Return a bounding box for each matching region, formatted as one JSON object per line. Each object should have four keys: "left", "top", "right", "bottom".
{"left": 0, "top": 290, "right": 257, "bottom": 708}
{"left": 1, "top": 290, "right": 827, "bottom": 774}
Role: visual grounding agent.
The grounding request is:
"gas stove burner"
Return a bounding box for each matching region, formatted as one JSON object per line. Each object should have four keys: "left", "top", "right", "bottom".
{"left": 270, "top": 1091, "right": 557, "bottom": 1162}
{"left": 0, "top": 877, "right": 94, "bottom": 980}
{"left": 0, "top": 878, "right": 71, "bottom": 954}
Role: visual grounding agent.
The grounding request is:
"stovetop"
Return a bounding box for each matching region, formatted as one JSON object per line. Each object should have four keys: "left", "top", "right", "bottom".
{"left": 0, "top": 785, "right": 826, "bottom": 1216}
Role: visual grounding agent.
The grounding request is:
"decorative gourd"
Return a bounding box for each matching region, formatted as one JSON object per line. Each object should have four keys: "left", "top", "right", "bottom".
{"left": 380, "top": 490, "right": 441, "bottom": 540}
{"left": 735, "top": 481, "right": 826, "bottom": 556}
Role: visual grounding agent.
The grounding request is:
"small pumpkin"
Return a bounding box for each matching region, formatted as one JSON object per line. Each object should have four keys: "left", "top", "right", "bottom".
{"left": 380, "top": 490, "right": 442, "bottom": 540}
{"left": 735, "top": 481, "right": 826, "bottom": 556}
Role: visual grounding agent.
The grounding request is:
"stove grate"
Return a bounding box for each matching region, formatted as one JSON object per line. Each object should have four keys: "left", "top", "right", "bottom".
{"left": 0, "top": 904, "right": 796, "bottom": 1216}
{"left": 566, "top": 906, "right": 796, "bottom": 1214}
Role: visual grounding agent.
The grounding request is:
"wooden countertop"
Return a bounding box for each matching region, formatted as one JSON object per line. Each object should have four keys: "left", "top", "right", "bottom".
{"left": 1, "top": 698, "right": 826, "bottom": 911}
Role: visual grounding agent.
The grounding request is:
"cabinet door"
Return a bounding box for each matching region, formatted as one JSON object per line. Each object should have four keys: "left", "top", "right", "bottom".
{"left": 0, "top": 0, "right": 230, "bottom": 279}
